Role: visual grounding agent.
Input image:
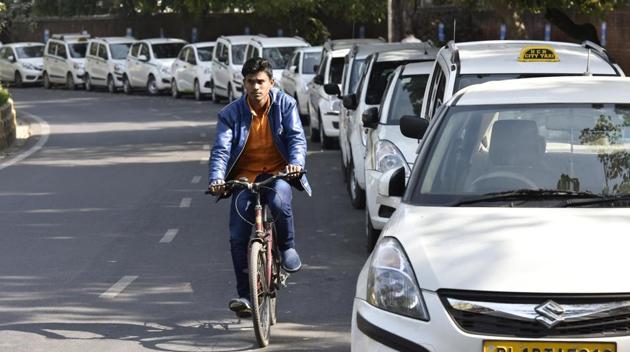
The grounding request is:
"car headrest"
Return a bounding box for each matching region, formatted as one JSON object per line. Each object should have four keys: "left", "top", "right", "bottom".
{"left": 489, "top": 120, "right": 545, "bottom": 166}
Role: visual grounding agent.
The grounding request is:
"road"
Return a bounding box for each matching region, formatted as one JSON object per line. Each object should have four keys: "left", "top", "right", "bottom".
{"left": 0, "top": 87, "right": 366, "bottom": 351}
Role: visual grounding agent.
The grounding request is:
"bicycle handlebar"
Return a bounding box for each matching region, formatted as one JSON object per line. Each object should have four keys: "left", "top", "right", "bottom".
{"left": 205, "top": 170, "right": 306, "bottom": 195}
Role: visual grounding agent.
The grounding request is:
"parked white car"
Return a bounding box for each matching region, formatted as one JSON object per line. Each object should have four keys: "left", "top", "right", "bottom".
{"left": 244, "top": 36, "right": 310, "bottom": 85}
{"left": 308, "top": 39, "right": 384, "bottom": 148}
{"left": 171, "top": 41, "right": 215, "bottom": 100}
{"left": 280, "top": 46, "right": 322, "bottom": 124}
{"left": 43, "top": 34, "right": 90, "bottom": 89}
{"left": 85, "top": 37, "right": 134, "bottom": 93}
{"left": 362, "top": 61, "right": 433, "bottom": 252}
{"left": 340, "top": 43, "right": 437, "bottom": 209}
{"left": 421, "top": 40, "right": 625, "bottom": 121}
{"left": 123, "top": 38, "right": 187, "bottom": 95}
{"left": 211, "top": 35, "right": 252, "bottom": 102}
{"left": 0, "top": 42, "right": 44, "bottom": 87}
{"left": 353, "top": 76, "right": 630, "bottom": 351}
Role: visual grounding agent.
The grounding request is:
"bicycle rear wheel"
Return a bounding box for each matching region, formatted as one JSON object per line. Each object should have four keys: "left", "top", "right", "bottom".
{"left": 249, "top": 241, "right": 272, "bottom": 347}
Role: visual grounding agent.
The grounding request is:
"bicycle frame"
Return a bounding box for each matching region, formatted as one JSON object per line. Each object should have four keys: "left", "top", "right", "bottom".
{"left": 252, "top": 194, "right": 277, "bottom": 297}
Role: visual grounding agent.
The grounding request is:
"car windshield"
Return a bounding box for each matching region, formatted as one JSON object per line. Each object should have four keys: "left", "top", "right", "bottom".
{"left": 410, "top": 103, "right": 630, "bottom": 206}
{"left": 328, "top": 57, "right": 344, "bottom": 84}
{"left": 109, "top": 43, "right": 131, "bottom": 60}
{"left": 151, "top": 43, "right": 185, "bottom": 59}
{"left": 302, "top": 51, "right": 321, "bottom": 74}
{"left": 386, "top": 74, "right": 430, "bottom": 124}
{"left": 365, "top": 60, "right": 420, "bottom": 105}
{"left": 231, "top": 44, "right": 246, "bottom": 65}
{"left": 68, "top": 43, "right": 87, "bottom": 58}
{"left": 197, "top": 46, "right": 213, "bottom": 61}
{"left": 348, "top": 59, "right": 365, "bottom": 94}
{"left": 16, "top": 45, "right": 44, "bottom": 58}
{"left": 263, "top": 46, "right": 300, "bottom": 69}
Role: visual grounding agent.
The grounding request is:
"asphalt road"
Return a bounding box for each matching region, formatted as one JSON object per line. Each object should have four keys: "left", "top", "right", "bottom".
{"left": 0, "top": 87, "right": 366, "bottom": 351}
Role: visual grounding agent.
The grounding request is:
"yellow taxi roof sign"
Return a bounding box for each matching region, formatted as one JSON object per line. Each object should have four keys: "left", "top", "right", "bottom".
{"left": 518, "top": 46, "right": 559, "bottom": 62}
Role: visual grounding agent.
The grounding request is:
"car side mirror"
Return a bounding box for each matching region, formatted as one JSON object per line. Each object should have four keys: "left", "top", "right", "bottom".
{"left": 400, "top": 115, "right": 429, "bottom": 140}
{"left": 138, "top": 54, "right": 148, "bottom": 62}
{"left": 289, "top": 65, "right": 297, "bottom": 73}
{"left": 8, "top": 55, "right": 15, "bottom": 62}
{"left": 218, "top": 56, "right": 228, "bottom": 64}
{"left": 313, "top": 74, "right": 324, "bottom": 85}
{"left": 342, "top": 94, "right": 358, "bottom": 110}
{"left": 324, "top": 83, "right": 341, "bottom": 97}
{"left": 362, "top": 107, "right": 379, "bottom": 129}
{"left": 378, "top": 167, "right": 406, "bottom": 198}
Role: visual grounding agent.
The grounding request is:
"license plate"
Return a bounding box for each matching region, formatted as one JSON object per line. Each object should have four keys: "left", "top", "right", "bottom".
{"left": 483, "top": 340, "right": 616, "bottom": 352}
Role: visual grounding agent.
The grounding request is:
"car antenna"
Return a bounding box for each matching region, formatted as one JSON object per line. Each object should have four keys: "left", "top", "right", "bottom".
{"left": 584, "top": 48, "right": 592, "bottom": 76}
{"left": 453, "top": 19, "right": 457, "bottom": 43}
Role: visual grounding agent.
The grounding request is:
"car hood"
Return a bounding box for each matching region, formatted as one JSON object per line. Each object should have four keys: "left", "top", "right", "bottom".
{"left": 272, "top": 69, "right": 284, "bottom": 83}
{"left": 156, "top": 58, "right": 175, "bottom": 68}
{"left": 376, "top": 125, "right": 420, "bottom": 167}
{"left": 387, "top": 204, "right": 630, "bottom": 293}
{"left": 20, "top": 57, "right": 44, "bottom": 66}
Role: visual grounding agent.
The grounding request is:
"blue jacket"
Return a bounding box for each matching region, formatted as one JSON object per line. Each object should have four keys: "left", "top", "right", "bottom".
{"left": 208, "top": 88, "right": 311, "bottom": 197}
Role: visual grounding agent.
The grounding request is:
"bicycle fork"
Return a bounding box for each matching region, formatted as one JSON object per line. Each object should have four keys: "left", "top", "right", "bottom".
{"left": 254, "top": 203, "right": 274, "bottom": 294}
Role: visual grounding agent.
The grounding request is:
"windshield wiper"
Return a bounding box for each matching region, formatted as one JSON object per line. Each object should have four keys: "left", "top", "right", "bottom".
{"left": 451, "top": 189, "right": 602, "bottom": 207}
{"left": 562, "top": 193, "right": 630, "bottom": 207}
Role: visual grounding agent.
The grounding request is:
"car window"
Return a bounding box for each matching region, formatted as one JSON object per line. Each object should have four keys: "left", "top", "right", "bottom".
{"left": 57, "top": 43, "right": 67, "bottom": 58}
{"left": 0, "top": 48, "right": 7, "bottom": 59}
{"left": 151, "top": 43, "right": 185, "bottom": 59}
{"left": 47, "top": 42, "right": 57, "bottom": 56}
{"left": 220, "top": 43, "right": 229, "bottom": 62}
{"left": 287, "top": 52, "right": 298, "bottom": 70}
{"left": 109, "top": 43, "right": 131, "bottom": 60}
{"left": 89, "top": 42, "right": 98, "bottom": 56}
{"left": 231, "top": 44, "right": 246, "bottom": 65}
{"left": 386, "top": 74, "right": 430, "bottom": 124}
{"left": 427, "top": 67, "right": 446, "bottom": 119}
{"left": 129, "top": 43, "right": 139, "bottom": 57}
{"left": 365, "top": 59, "right": 420, "bottom": 105}
{"left": 140, "top": 43, "right": 150, "bottom": 58}
{"left": 68, "top": 43, "right": 87, "bottom": 58}
{"left": 316, "top": 55, "right": 327, "bottom": 77}
{"left": 178, "top": 47, "right": 188, "bottom": 61}
{"left": 187, "top": 48, "right": 197, "bottom": 65}
{"left": 302, "top": 51, "right": 321, "bottom": 74}
{"left": 349, "top": 58, "right": 366, "bottom": 95}
{"left": 98, "top": 44, "right": 108, "bottom": 60}
{"left": 15, "top": 45, "right": 43, "bottom": 59}
{"left": 328, "top": 57, "right": 344, "bottom": 84}
{"left": 214, "top": 42, "right": 224, "bottom": 61}
{"left": 197, "top": 46, "right": 213, "bottom": 62}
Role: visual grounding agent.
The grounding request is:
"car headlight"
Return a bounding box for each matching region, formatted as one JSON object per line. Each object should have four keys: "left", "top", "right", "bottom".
{"left": 160, "top": 65, "right": 170, "bottom": 75}
{"left": 114, "top": 64, "right": 124, "bottom": 73}
{"left": 367, "top": 237, "right": 429, "bottom": 320}
{"left": 21, "top": 62, "right": 36, "bottom": 70}
{"left": 374, "top": 140, "right": 410, "bottom": 175}
{"left": 73, "top": 62, "right": 84, "bottom": 70}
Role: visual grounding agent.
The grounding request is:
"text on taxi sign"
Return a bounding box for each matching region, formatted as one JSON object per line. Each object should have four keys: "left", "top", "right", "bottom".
{"left": 518, "top": 46, "right": 559, "bottom": 62}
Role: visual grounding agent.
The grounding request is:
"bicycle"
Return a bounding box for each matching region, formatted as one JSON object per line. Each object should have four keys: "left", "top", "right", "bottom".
{"left": 207, "top": 171, "right": 305, "bottom": 347}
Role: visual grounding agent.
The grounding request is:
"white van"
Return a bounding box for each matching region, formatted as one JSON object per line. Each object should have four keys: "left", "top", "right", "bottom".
{"left": 85, "top": 37, "right": 134, "bottom": 93}
{"left": 43, "top": 34, "right": 90, "bottom": 89}
{"left": 123, "top": 38, "right": 187, "bottom": 95}
{"left": 0, "top": 42, "right": 44, "bottom": 87}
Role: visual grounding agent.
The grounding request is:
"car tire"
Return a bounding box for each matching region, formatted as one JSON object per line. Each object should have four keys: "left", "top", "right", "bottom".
{"left": 85, "top": 74, "right": 92, "bottom": 91}
{"left": 211, "top": 81, "right": 220, "bottom": 103}
{"left": 66, "top": 73, "right": 76, "bottom": 90}
{"left": 123, "top": 75, "right": 132, "bottom": 95}
{"left": 43, "top": 72, "right": 51, "bottom": 89}
{"left": 147, "top": 75, "right": 159, "bottom": 96}
{"left": 366, "top": 210, "right": 381, "bottom": 254}
{"left": 340, "top": 152, "right": 348, "bottom": 183}
{"left": 227, "top": 83, "right": 234, "bottom": 102}
{"left": 171, "top": 79, "right": 180, "bottom": 99}
{"left": 107, "top": 75, "right": 116, "bottom": 93}
{"left": 194, "top": 79, "right": 203, "bottom": 101}
{"left": 296, "top": 94, "right": 309, "bottom": 127}
{"left": 348, "top": 160, "right": 366, "bottom": 209}
{"left": 310, "top": 112, "right": 320, "bottom": 143}
{"left": 319, "top": 112, "right": 337, "bottom": 150}
{"left": 14, "top": 71, "right": 23, "bottom": 88}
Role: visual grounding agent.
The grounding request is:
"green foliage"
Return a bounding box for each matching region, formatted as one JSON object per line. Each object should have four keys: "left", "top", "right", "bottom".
{"left": 448, "top": 0, "right": 625, "bottom": 17}
{"left": 0, "top": 84, "right": 10, "bottom": 106}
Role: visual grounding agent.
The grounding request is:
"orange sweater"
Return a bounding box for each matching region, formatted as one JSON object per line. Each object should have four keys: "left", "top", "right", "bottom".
{"left": 233, "top": 99, "right": 286, "bottom": 182}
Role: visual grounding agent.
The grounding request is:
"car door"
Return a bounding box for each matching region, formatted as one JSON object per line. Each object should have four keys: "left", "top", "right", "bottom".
{"left": 184, "top": 47, "right": 198, "bottom": 90}
{"left": 53, "top": 42, "right": 68, "bottom": 83}
{"left": 96, "top": 43, "right": 109, "bottom": 83}
{"left": 173, "top": 46, "right": 188, "bottom": 89}
{"left": 283, "top": 51, "right": 299, "bottom": 96}
{"left": 213, "top": 42, "right": 228, "bottom": 94}
{"left": 134, "top": 43, "right": 150, "bottom": 86}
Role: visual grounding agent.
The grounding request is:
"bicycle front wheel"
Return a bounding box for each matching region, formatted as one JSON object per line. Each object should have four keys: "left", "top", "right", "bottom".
{"left": 249, "top": 241, "right": 272, "bottom": 347}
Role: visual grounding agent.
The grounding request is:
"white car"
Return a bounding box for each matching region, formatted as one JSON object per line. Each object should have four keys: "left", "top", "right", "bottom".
{"left": 362, "top": 61, "right": 434, "bottom": 252}
{"left": 308, "top": 39, "right": 384, "bottom": 149}
{"left": 171, "top": 41, "right": 215, "bottom": 100}
{"left": 244, "top": 36, "right": 310, "bottom": 85}
{"left": 280, "top": 46, "right": 322, "bottom": 124}
{"left": 343, "top": 43, "right": 437, "bottom": 209}
{"left": 352, "top": 76, "right": 630, "bottom": 351}
{"left": 211, "top": 35, "right": 253, "bottom": 102}
{"left": 421, "top": 40, "right": 625, "bottom": 121}
{"left": 43, "top": 34, "right": 90, "bottom": 89}
{"left": 85, "top": 37, "right": 134, "bottom": 93}
{"left": 123, "top": 38, "right": 187, "bottom": 95}
{"left": 0, "top": 42, "right": 44, "bottom": 87}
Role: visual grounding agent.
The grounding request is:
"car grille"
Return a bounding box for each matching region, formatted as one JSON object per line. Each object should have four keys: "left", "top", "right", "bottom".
{"left": 440, "top": 290, "right": 630, "bottom": 338}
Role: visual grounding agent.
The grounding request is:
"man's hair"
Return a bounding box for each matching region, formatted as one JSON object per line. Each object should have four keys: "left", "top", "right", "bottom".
{"left": 241, "top": 57, "right": 274, "bottom": 80}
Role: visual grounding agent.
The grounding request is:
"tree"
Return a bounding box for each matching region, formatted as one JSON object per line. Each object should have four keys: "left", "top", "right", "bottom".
{"left": 0, "top": 0, "right": 34, "bottom": 42}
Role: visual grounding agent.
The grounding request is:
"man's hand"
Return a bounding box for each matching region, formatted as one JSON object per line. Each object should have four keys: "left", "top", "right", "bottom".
{"left": 209, "top": 179, "right": 226, "bottom": 196}
{"left": 285, "top": 164, "right": 302, "bottom": 179}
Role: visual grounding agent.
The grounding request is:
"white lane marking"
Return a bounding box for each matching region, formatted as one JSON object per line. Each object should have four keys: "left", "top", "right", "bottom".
{"left": 160, "top": 229, "right": 179, "bottom": 243}
{"left": 0, "top": 113, "right": 50, "bottom": 171}
{"left": 203, "top": 144, "right": 210, "bottom": 150}
{"left": 191, "top": 176, "right": 202, "bottom": 184}
{"left": 200, "top": 157, "right": 207, "bottom": 165}
{"left": 100, "top": 275, "right": 138, "bottom": 299}
{"left": 180, "top": 197, "right": 192, "bottom": 208}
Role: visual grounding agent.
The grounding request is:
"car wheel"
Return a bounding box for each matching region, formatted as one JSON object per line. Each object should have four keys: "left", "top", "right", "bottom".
{"left": 348, "top": 160, "right": 366, "bottom": 209}
{"left": 227, "top": 83, "right": 234, "bottom": 102}
{"left": 340, "top": 152, "right": 348, "bottom": 183}
{"left": 123, "top": 75, "right": 132, "bottom": 95}
{"left": 66, "top": 73, "right": 76, "bottom": 90}
{"left": 310, "top": 112, "right": 320, "bottom": 143}
{"left": 14, "top": 71, "right": 23, "bottom": 88}
{"left": 147, "top": 75, "right": 159, "bottom": 96}
{"left": 107, "top": 75, "right": 116, "bottom": 93}
{"left": 171, "top": 79, "right": 180, "bottom": 99}
{"left": 366, "top": 210, "right": 381, "bottom": 254}
{"left": 85, "top": 74, "right": 92, "bottom": 91}
{"left": 43, "top": 72, "right": 51, "bottom": 89}
{"left": 296, "top": 94, "right": 309, "bottom": 127}
{"left": 194, "top": 80, "right": 203, "bottom": 101}
{"left": 211, "top": 81, "right": 220, "bottom": 103}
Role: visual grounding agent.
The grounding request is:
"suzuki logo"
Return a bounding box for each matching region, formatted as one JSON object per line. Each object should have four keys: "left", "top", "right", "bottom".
{"left": 535, "top": 300, "right": 565, "bottom": 328}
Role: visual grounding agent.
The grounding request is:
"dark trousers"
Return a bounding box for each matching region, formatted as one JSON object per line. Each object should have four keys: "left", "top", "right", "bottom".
{"left": 229, "top": 174, "right": 295, "bottom": 299}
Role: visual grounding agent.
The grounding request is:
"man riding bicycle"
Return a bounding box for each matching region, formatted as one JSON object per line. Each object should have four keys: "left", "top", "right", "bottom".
{"left": 208, "top": 57, "right": 311, "bottom": 318}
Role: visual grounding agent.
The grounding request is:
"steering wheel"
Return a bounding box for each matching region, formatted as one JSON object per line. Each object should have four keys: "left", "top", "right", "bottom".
{"left": 469, "top": 170, "right": 538, "bottom": 193}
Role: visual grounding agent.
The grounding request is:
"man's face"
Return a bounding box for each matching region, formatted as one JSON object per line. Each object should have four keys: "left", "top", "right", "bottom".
{"left": 244, "top": 71, "right": 274, "bottom": 106}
